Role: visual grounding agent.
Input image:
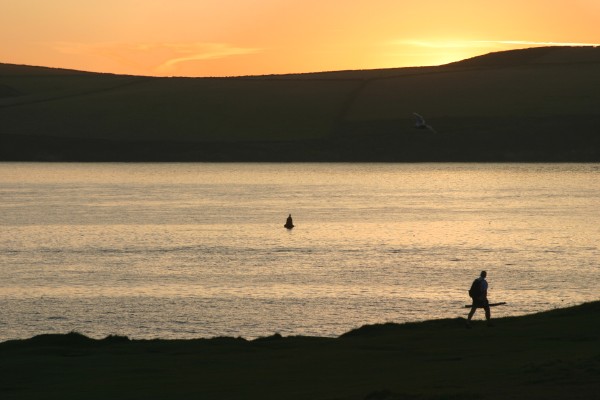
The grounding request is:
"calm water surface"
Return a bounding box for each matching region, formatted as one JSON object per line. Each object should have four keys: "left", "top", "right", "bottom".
{"left": 0, "top": 163, "right": 599, "bottom": 341}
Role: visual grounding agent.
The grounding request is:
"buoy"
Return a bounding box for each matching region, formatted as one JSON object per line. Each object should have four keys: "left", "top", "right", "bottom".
{"left": 284, "top": 214, "right": 294, "bottom": 229}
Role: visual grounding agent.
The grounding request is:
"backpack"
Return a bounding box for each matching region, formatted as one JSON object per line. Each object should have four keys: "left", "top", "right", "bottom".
{"left": 468, "top": 278, "right": 482, "bottom": 298}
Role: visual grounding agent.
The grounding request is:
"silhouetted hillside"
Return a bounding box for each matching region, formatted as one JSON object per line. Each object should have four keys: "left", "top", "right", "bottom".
{"left": 1, "top": 46, "right": 599, "bottom": 161}
{"left": 448, "top": 45, "right": 600, "bottom": 67}
{"left": 1, "top": 301, "right": 598, "bottom": 399}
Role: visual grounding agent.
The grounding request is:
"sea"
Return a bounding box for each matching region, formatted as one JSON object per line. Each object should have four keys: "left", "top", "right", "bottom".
{"left": 0, "top": 163, "right": 599, "bottom": 341}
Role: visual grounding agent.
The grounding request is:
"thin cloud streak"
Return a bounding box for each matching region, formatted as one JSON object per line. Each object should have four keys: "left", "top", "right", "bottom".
{"left": 398, "top": 40, "right": 600, "bottom": 49}
{"left": 397, "top": 40, "right": 489, "bottom": 49}
{"left": 477, "top": 40, "right": 600, "bottom": 47}
{"left": 156, "top": 43, "right": 262, "bottom": 73}
{"left": 52, "top": 41, "right": 262, "bottom": 75}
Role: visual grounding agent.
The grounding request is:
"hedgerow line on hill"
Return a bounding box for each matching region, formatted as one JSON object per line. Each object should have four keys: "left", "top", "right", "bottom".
{"left": 0, "top": 76, "right": 155, "bottom": 110}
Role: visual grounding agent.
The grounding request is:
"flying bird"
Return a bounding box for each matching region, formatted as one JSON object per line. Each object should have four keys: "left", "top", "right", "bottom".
{"left": 413, "top": 112, "right": 437, "bottom": 133}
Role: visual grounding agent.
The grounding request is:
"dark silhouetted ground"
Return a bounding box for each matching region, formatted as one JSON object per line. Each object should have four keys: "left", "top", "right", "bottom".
{"left": 0, "top": 301, "right": 598, "bottom": 399}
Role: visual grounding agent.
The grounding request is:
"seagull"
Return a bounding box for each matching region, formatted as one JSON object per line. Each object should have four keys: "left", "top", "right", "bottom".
{"left": 413, "top": 112, "right": 437, "bottom": 133}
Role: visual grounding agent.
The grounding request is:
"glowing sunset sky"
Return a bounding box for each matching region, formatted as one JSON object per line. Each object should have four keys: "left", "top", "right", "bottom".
{"left": 1, "top": 0, "right": 599, "bottom": 77}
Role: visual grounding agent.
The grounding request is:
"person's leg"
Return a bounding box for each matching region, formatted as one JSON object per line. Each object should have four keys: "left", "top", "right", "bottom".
{"left": 484, "top": 305, "right": 491, "bottom": 320}
{"left": 484, "top": 304, "right": 493, "bottom": 326}
{"left": 467, "top": 305, "right": 477, "bottom": 321}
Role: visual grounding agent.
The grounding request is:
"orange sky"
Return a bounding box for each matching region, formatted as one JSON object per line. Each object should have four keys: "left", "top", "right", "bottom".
{"left": 1, "top": 0, "right": 599, "bottom": 77}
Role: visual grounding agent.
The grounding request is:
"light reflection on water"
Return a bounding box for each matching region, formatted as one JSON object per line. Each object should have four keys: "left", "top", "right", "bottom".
{"left": 0, "top": 163, "right": 599, "bottom": 340}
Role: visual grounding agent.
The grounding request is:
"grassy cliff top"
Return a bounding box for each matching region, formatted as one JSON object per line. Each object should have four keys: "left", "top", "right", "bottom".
{"left": 1, "top": 301, "right": 599, "bottom": 399}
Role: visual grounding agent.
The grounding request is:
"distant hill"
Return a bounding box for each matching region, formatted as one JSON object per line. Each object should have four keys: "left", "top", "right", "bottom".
{"left": 1, "top": 46, "right": 599, "bottom": 161}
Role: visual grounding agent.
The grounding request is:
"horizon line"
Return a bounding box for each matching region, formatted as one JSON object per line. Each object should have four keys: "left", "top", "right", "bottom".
{"left": 2, "top": 44, "right": 598, "bottom": 79}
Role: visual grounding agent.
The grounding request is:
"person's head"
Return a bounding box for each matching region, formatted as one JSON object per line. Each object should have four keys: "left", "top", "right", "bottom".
{"left": 480, "top": 270, "right": 487, "bottom": 278}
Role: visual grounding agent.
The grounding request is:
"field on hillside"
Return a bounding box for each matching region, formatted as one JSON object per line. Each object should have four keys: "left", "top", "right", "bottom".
{"left": 1, "top": 46, "right": 599, "bottom": 160}
{"left": 0, "top": 73, "right": 360, "bottom": 141}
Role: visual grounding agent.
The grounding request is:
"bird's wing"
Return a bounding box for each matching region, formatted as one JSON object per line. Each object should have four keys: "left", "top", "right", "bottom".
{"left": 413, "top": 113, "right": 425, "bottom": 123}
{"left": 413, "top": 112, "right": 425, "bottom": 125}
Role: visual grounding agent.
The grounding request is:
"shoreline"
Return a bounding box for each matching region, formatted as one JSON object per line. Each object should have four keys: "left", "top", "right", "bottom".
{"left": 0, "top": 299, "right": 591, "bottom": 345}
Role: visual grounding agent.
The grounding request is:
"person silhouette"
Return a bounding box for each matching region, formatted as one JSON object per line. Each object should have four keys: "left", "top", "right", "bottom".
{"left": 284, "top": 214, "right": 294, "bottom": 229}
{"left": 466, "top": 270, "right": 492, "bottom": 327}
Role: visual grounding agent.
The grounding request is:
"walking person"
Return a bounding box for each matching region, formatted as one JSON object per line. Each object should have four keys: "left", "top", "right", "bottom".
{"left": 466, "top": 270, "right": 492, "bottom": 327}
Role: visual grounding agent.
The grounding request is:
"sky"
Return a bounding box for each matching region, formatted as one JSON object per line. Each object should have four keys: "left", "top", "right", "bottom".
{"left": 1, "top": 0, "right": 599, "bottom": 77}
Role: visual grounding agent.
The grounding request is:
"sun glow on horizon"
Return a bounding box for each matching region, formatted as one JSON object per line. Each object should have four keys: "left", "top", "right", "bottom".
{"left": 1, "top": 1, "right": 599, "bottom": 77}
{"left": 386, "top": 39, "right": 600, "bottom": 68}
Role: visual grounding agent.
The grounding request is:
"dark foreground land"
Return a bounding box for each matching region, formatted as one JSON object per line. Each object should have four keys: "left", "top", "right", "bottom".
{"left": 0, "top": 302, "right": 598, "bottom": 400}
{"left": 1, "top": 46, "right": 600, "bottom": 161}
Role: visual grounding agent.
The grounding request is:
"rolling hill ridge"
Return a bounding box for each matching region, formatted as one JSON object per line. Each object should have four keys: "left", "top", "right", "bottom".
{"left": 1, "top": 46, "right": 599, "bottom": 161}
